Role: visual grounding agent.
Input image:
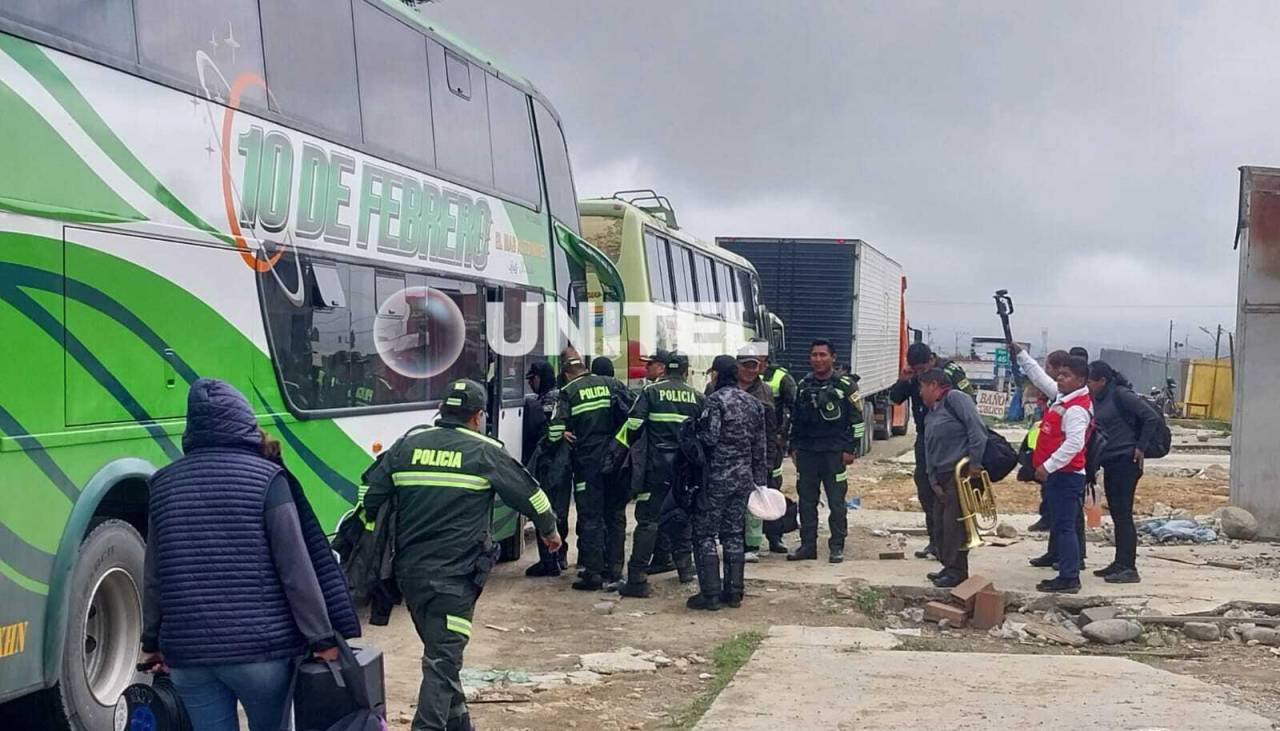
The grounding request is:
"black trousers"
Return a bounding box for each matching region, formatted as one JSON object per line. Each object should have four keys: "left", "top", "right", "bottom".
{"left": 914, "top": 439, "right": 937, "bottom": 547}
{"left": 572, "top": 460, "right": 608, "bottom": 575}
{"left": 763, "top": 451, "right": 794, "bottom": 541}
{"left": 796, "top": 449, "right": 848, "bottom": 551}
{"left": 401, "top": 575, "right": 480, "bottom": 731}
{"left": 658, "top": 491, "right": 691, "bottom": 557}
{"left": 1102, "top": 458, "right": 1142, "bottom": 569}
{"left": 627, "top": 452, "right": 678, "bottom": 579}
{"left": 931, "top": 472, "right": 969, "bottom": 576}
{"left": 535, "top": 472, "right": 572, "bottom": 568}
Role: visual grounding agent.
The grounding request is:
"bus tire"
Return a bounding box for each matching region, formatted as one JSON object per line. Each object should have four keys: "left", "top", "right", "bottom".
{"left": 891, "top": 424, "right": 908, "bottom": 437}
{"left": 43, "top": 520, "right": 146, "bottom": 731}
{"left": 498, "top": 515, "right": 525, "bottom": 563}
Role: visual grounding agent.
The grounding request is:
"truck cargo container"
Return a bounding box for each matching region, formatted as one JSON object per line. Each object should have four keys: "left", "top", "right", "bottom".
{"left": 717, "top": 237, "right": 910, "bottom": 451}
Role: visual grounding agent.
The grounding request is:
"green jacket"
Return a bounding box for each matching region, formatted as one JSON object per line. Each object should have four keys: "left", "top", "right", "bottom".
{"left": 615, "top": 375, "right": 706, "bottom": 449}
{"left": 763, "top": 365, "right": 798, "bottom": 448}
{"left": 548, "top": 373, "right": 630, "bottom": 456}
{"left": 792, "top": 373, "right": 865, "bottom": 454}
{"left": 363, "top": 418, "right": 557, "bottom": 579}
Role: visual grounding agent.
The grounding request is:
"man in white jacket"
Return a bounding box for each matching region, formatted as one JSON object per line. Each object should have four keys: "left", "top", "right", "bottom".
{"left": 1012, "top": 344, "right": 1093, "bottom": 593}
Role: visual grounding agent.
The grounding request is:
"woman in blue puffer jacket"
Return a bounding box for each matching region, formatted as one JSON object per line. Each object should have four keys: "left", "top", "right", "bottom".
{"left": 140, "top": 378, "right": 359, "bottom": 730}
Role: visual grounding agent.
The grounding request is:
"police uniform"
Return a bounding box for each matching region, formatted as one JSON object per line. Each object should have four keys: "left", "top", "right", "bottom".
{"left": 523, "top": 361, "right": 571, "bottom": 576}
{"left": 548, "top": 359, "right": 629, "bottom": 589}
{"left": 888, "top": 358, "right": 974, "bottom": 555}
{"left": 363, "top": 380, "right": 558, "bottom": 731}
{"left": 789, "top": 371, "right": 864, "bottom": 562}
{"left": 615, "top": 352, "right": 705, "bottom": 597}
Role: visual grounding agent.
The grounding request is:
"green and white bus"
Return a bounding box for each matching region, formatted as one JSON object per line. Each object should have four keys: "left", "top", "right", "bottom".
{"left": 0, "top": 1, "right": 618, "bottom": 727}
{"left": 579, "top": 191, "right": 783, "bottom": 389}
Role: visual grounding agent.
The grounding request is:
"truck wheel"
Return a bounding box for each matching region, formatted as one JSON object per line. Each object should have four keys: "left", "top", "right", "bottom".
{"left": 891, "top": 424, "right": 908, "bottom": 437}
{"left": 498, "top": 515, "right": 526, "bottom": 562}
{"left": 43, "top": 520, "right": 146, "bottom": 731}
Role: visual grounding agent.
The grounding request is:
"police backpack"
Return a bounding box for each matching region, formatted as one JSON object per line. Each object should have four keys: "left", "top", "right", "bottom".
{"left": 118, "top": 667, "right": 192, "bottom": 731}
{"left": 294, "top": 639, "right": 387, "bottom": 731}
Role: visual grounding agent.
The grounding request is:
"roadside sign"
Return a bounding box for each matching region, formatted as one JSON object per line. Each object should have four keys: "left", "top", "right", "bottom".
{"left": 994, "top": 347, "right": 1010, "bottom": 366}
{"left": 975, "top": 389, "right": 1011, "bottom": 418}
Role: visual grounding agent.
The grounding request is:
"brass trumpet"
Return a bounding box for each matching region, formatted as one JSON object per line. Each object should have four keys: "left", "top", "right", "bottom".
{"left": 955, "top": 457, "right": 997, "bottom": 550}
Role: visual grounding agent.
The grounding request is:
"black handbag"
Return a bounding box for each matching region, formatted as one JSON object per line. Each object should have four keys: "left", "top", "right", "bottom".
{"left": 293, "top": 639, "right": 386, "bottom": 731}
{"left": 120, "top": 667, "right": 193, "bottom": 731}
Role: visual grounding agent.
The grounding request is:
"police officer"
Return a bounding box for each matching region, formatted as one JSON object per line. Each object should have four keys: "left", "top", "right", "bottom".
{"left": 523, "top": 360, "right": 571, "bottom": 577}
{"left": 363, "top": 380, "right": 561, "bottom": 731}
{"left": 760, "top": 346, "right": 797, "bottom": 554}
{"left": 889, "top": 342, "right": 975, "bottom": 560}
{"left": 788, "top": 339, "right": 864, "bottom": 564}
{"left": 548, "top": 355, "right": 630, "bottom": 590}
{"left": 614, "top": 350, "right": 704, "bottom": 598}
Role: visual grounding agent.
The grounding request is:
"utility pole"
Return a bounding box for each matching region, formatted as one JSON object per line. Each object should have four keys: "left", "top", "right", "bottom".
{"left": 1165, "top": 319, "right": 1173, "bottom": 382}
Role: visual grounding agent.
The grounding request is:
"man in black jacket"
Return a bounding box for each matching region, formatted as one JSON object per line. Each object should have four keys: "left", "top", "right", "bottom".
{"left": 1087, "top": 361, "right": 1161, "bottom": 584}
{"left": 787, "top": 340, "right": 863, "bottom": 564}
{"left": 889, "top": 343, "right": 975, "bottom": 560}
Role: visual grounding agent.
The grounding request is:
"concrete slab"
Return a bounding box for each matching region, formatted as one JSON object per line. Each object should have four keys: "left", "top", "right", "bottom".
{"left": 766, "top": 625, "right": 900, "bottom": 649}
{"left": 695, "top": 626, "right": 1273, "bottom": 730}
{"left": 745, "top": 509, "right": 1280, "bottom": 614}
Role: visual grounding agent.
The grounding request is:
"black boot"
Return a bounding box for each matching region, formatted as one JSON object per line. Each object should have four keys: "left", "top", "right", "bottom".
{"left": 617, "top": 567, "right": 652, "bottom": 598}
{"left": 648, "top": 551, "right": 676, "bottom": 575}
{"left": 687, "top": 550, "right": 722, "bottom": 611}
{"left": 572, "top": 572, "right": 604, "bottom": 591}
{"left": 720, "top": 553, "right": 745, "bottom": 608}
{"left": 525, "top": 558, "right": 561, "bottom": 577}
{"left": 787, "top": 544, "right": 817, "bottom": 561}
{"left": 767, "top": 536, "right": 788, "bottom": 554}
{"left": 674, "top": 554, "right": 696, "bottom": 584}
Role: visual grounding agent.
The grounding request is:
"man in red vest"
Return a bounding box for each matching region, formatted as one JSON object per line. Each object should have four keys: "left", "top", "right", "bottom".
{"left": 1013, "top": 344, "right": 1093, "bottom": 593}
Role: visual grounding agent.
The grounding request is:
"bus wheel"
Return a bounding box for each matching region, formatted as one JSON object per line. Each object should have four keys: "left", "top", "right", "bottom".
{"left": 47, "top": 520, "right": 146, "bottom": 731}
{"left": 498, "top": 516, "right": 526, "bottom": 562}
{"left": 891, "top": 423, "right": 908, "bottom": 437}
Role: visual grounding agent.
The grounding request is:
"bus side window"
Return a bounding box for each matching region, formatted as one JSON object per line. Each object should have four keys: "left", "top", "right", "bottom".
{"left": 135, "top": 0, "right": 267, "bottom": 112}
{"left": 693, "top": 254, "right": 718, "bottom": 318}
{"left": 353, "top": 0, "right": 434, "bottom": 168}
{"left": 644, "top": 231, "right": 673, "bottom": 304}
{"left": 670, "top": 244, "right": 696, "bottom": 310}
{"left": 534, "top": 101, "right": 580, "bottom": 234}
{"left": 429, "top": 41, "right": 494, "bottom": 188}
{"left": 260, "top": 0, "right": 362, "bottom": 139}
{"left": 737, "top": 270, "right": 758, "bottom": 327}
{"left": 1, "top": 0, "right": 136, "bottom": 62}
{"left": 714, "top": 262, "right": 736, "bottom": 322}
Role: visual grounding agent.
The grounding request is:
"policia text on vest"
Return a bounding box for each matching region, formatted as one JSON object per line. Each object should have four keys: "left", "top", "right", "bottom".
{"left": 363, "top": 379, "right": 561, "bottom": 731}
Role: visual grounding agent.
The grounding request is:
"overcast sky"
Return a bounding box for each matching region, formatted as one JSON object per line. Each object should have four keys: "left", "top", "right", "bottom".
{"left": 424, "top": 1, "right": 1263, "bottom": 359}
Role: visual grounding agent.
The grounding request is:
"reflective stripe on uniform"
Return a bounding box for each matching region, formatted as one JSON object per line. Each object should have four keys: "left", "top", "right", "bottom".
{"left": 529, "top": 489, "right": 552, "bottom": 514}
{"left": 571, "top": 399, "right": 611, "bottom": 415}
{"left": 635, "top": 492, "right": 651, "bottom": 502}
{"left": 392, "top": 471, "right": 491, "bottom": 491}
{"left": 575, "top": 481, "right": 587, "bottom": 492}
{"left": 1027, "top": 421, "right": 1041, "bottom": 449}
{"left": 835, "top": 470, "right": 848, "bottom": 482}
{"left": 625, "top": 417, "right": 644, "bottom": 429}
{"left": 853, "top": 423, "right": 866, "bottom": 437}
{"left": 445, "top": 615, "right": 472, "bottom": 637}
{"left": 771, "top": 466, "right": 784, "bottom": 478}
{"left": 648, "top": 413, "right": 688, "bottom": 423}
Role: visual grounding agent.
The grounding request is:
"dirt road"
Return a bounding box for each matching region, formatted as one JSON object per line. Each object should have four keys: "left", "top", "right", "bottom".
{"left": 365, "top": 431, "right": 1267, "bottom": 729}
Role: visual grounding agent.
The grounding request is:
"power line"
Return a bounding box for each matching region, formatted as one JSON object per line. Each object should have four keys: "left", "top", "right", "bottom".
{"left": 910, "top": 300, "right": 1234, "bottom": 310}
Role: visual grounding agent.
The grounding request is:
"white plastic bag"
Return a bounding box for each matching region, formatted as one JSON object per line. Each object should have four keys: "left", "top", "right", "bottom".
{"left": 748, "top": 485, "right": 787, "bottom": 520}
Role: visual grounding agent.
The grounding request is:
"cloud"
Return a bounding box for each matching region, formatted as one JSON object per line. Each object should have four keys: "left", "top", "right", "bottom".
{"left": 423, "top": 1, "right": 1261, "bottom": 356}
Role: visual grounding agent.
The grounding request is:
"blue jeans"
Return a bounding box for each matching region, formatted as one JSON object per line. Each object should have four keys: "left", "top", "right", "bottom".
{"left": 169, "top": 659, "right": 293, "bottom": 731}
{"left": 1045, "top": 471, "right": 1086, "bottom": 581}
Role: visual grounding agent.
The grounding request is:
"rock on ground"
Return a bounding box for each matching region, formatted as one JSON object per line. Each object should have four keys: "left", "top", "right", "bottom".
{"left": 1218, "top": 507, "right": 1259, "bottom": 541}
{"left": 1076, "top": 606, "right": 1121, "bottom": 628}
{"left": 1082, "top": 619, "right": 1143, "bottom": 645}
{"left": 995, "top": 523, "right": 1019, "bottom": 539}
{"left": 1240, "top": 627, "right": 1280, "bottom": 647}
{"left": 1182, "top": 622, "right": 1222, "bottom": 642}
{"left": 579, "top": 651, "right": 658, "bottom": 674}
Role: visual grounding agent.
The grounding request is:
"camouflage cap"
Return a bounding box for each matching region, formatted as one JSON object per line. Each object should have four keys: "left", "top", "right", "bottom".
{"left": 442, "top": 379, "right": 487, "bottom": 411}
